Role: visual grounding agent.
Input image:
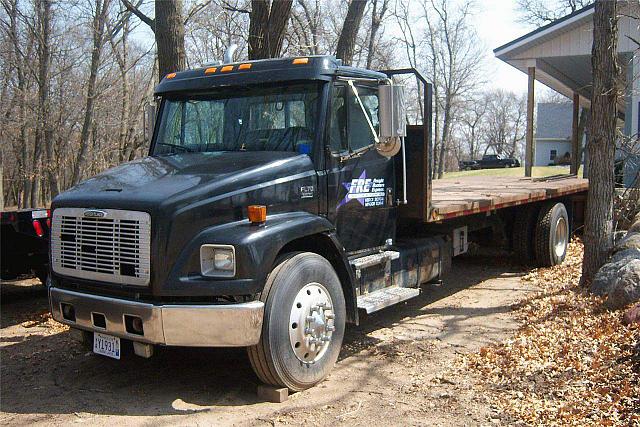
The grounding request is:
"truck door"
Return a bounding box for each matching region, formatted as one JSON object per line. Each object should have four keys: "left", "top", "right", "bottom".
{"left": 325, "top": 81, "right": 396, "bottom": 253}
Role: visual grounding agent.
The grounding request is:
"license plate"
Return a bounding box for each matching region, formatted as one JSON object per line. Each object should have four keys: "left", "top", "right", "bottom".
{"left": 93, "top": 332, "right": 121, "bottom": 360}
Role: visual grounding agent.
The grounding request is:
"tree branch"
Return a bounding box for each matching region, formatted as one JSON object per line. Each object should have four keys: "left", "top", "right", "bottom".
{"left": 120, "top": 0, "right": 154, "bottom": 30}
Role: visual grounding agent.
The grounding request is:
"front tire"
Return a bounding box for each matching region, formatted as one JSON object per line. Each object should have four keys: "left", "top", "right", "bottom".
{"left": 248, "top": 252, "right": 346, "bottom": 391}
{"left": 534, "top": 202, "right": 569, "bottom": 266}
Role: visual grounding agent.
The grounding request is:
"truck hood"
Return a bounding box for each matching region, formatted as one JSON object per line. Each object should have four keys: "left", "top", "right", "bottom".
{"left": 52, "top": 151, "right": 316, "bottom": 212}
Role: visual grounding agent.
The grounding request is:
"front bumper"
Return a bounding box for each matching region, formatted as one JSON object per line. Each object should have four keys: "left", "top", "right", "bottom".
{"left": 49, "top": 287, "right": 264, "bottom": 347}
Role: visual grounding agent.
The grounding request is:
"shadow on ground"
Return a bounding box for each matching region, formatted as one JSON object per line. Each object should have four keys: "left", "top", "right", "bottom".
{"left": 0, "top": 251, "right": 528, "bottom": 417}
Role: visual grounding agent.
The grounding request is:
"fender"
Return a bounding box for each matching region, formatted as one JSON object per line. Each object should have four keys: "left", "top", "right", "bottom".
{"left": 162, "top": 212, "right": 355, "bottom": 300}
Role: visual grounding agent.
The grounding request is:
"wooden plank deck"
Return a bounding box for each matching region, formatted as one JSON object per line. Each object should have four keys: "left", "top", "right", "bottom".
{"left": 429, "top": 175, "right": 588, "bottom": 221}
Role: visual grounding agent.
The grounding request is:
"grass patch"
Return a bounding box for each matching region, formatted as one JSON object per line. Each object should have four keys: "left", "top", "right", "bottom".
{"left": 443, "top": 166, "right": 583, "bottom": 179}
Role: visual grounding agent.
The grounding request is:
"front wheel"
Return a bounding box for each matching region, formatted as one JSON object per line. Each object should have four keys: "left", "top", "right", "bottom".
{"left": 248, "top": 252, "right": 346, "bottom": 391}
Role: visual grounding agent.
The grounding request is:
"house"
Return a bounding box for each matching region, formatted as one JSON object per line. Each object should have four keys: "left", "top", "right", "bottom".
{"left": 495, "top": 2, "right": 640, "bottom": 187}
{"left": 535, "top": 103, "right": 579, "bottom": 167}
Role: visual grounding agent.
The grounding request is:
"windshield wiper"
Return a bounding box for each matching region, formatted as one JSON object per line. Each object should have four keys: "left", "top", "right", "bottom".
{"left": 157, "top": 142, "right": 193, "bottom": 153}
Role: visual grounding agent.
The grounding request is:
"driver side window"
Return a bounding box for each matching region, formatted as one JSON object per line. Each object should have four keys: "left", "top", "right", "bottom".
{"left": 329, "top": 83, "right": 379, "bottom": 154}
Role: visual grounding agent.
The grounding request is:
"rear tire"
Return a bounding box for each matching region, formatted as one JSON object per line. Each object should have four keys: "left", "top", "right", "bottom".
{"left": 512, "top": 205, "right": 539, "bottom": 263}
{"left": 248, "top": 252, "right": 346, "bottom": 391}
{"left": 534, "top": 202, "right": 569, "bottom": 266}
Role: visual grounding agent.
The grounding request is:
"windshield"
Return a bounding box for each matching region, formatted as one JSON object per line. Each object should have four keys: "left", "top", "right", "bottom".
{"left": 153, "top": 83, "right": 321, "bottom": 155}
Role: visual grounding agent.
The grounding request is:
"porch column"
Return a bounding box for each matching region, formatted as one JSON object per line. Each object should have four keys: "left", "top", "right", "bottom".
{"left": 571, "top": 92, "right": 580, "bottom": 175}
{"left": 525, "top": 66, "right": 535, "bottom": 177}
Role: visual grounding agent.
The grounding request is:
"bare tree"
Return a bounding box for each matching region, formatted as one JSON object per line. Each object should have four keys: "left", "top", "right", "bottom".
{"left": 424, "top": 0, "right": 484, "bottom": 178}
{"left": 483, "top": 90, "right": 527, "bottom": 159}
{"left": 335, "top": 0, "right": 367, "bottom": 65}
{"left": 581, "top": 0, "right": 620, "bottom": 285}
{"left": 365, "top": 0, "right": 390, "bottom": 68}
{"left": 72, "top": 0, "right": 111, "bottom": 185}
{"left": 516, "top": 0, "right": 593, "bottom": 26}
{"left": 248, "top": 0, "right": 293, "bottom": 59}
{"left": 122, "top": 0, "right": 187, "bottom": 78}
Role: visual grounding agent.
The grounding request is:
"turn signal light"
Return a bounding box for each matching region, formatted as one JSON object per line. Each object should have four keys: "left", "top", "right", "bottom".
{"left": 293, "top": 58, "right": 309, "bottom": 65}
{"left": 165, "top": 72, "right": 177, "bottom": 79}
{"left": 238, "top": 63, "right": 252, "bottom": 70}
{"left": 248, "top": 205, "right": 267, "bottom": 224}
{"left": 221, "top": 65, "right": 234, "bottom": 72}
{"left": 205, "top": 67, "right": 217, "bottom": 74}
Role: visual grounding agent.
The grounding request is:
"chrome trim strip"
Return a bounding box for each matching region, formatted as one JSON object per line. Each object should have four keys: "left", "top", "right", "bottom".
{"left": 49, "top": 287, "right": 264, "bottom": 347}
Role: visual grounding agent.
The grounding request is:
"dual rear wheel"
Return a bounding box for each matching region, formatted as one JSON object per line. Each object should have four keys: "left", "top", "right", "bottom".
{"left": 513, "top": 201, "right": 570, "bottom": 266}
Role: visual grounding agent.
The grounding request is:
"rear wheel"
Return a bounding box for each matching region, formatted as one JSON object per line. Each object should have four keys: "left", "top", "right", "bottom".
{"left": 248, "top": 252, "right": 346, "bottom": 391}
{"left": 512, "top": 205, "right": 539, "bottom": 263}
{"left": 534, "top": 202, "right": 569, "bottom": 266}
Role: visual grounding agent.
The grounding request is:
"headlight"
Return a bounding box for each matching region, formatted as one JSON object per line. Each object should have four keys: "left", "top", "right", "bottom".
{"left": 200, "top": 245, "right": 235, "bottom": 277}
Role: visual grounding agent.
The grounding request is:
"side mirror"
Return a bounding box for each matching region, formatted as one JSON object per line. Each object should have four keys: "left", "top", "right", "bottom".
{"left": 144, "top": 102, "right": 157, "bottom": 144}
{"left": 377, "top": 85, "right": 406, "bottom": 157}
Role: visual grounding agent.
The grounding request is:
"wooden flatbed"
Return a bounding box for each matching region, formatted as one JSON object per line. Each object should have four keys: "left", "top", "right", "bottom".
{"left": 429, "top": 175, "right": 588, "bottom": 221}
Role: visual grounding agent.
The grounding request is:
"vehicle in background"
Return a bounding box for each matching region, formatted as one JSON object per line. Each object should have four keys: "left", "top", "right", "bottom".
{"left": 1, "top": 209, "right": 50, "bottom": 284}
{"left": 477, "top": 154, "right": 520, "bottom": 169}
{"left": 47, "top": 55, "right": 587, "bottom": 392}
{"left": 458, "top": 160, "right": 480, "bottom": 171}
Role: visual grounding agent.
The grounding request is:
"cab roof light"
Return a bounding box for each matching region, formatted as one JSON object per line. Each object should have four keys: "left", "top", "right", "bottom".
{"left": 247, "top": 205, "right": 267, "bottom": 225}
{"left": 221, "top": 65, "right": 234, "bottom": 72}
{"left": 238, "top": 63, "right": 252, "bottom": 70}
{"left": 205, "top": 67, "right": 217, "bottom": 74}
{"left": 292, "top": 57, "right": 309, "bottom": 65}
{"left": 165, "top": 72, "right": 177, "bottom": 79}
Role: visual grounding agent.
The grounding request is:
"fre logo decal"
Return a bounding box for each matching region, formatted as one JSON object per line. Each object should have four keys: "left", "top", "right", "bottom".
{"left": 338, "top": 170, "right": 385, "bottom": 208}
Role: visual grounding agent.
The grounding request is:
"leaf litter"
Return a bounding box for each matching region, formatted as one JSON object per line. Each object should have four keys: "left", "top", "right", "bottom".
{"left": 460, "top": 240, "right": 640, "bottom": 426}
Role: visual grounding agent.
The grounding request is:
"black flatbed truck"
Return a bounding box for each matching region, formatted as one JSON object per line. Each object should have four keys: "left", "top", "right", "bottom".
{"left": 48, "top": 55, "right": 588, "bottom": 391}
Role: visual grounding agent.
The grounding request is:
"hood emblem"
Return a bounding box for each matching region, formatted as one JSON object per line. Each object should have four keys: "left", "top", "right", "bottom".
{"left": 83, "top": 209, "right": 107, "bottom": 218}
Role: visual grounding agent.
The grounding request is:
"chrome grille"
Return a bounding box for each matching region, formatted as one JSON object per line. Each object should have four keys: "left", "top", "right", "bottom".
{"left": 51, "top": 208, "right": 151, "bottom": 286}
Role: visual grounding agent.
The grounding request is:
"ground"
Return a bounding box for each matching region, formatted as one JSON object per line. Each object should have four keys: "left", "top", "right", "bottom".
{"left": 1, "top": 250, "right": 535, "bottom": 426}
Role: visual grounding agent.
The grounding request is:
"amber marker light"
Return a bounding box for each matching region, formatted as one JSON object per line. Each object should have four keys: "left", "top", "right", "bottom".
{"left": 221, "top": 65, "right": 234, "bottom": 72}
{"left": 205, "top": 67, "right": 217, "bottom": 74}
{"left": 166, "top": 72, "right": 177, "bottom": 79}
{"left": 292, "top": 57, "right": 309, "bottom": 65}
{"left": 247, "top": 205, "right": 267, "bottom": 225}
{"left": 238, "top": 63, "right": 252, "bottom": 70}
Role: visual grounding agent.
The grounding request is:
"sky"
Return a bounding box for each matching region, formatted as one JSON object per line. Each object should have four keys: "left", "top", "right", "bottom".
{"left": 471, "top": 0, "right": 536, "bottom": 94}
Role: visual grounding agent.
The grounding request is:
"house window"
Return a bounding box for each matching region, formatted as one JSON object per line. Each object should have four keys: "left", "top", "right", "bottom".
{"left": 550, "top": 150, "right": 557, "bottom": 161}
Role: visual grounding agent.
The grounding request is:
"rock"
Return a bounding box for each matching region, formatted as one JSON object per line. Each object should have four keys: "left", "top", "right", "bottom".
{"left": 604, "top": 258, "right": 640, "bottom": 309}
{"left": 614, "top": 230, "right": 628, "bottom": 245}
{"left": 615, "top": 232, "right": 640, "bottom": 252}
{"left": 592, "top": 258, "right": 628, "bottom": 296}
{"left": 610, "top": 248, "right": 640, "bottom": 264}
{"left": 623, "top": 304, "right": 640, "bottom": 325}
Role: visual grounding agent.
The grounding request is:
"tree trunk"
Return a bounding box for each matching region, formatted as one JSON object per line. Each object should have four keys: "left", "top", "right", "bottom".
{"left": 72, "top": 0, "right": 110, "bottom": 185}
{"left": 248, "top": 0, "right": 293, "bottom": 60}
{"left": 335, "top": 0, "right": 367, "bottom": 65}
{"left": 31, "top": 0, "right": 54, "bottom": 206}
{"left": 155, "top": 0, "right": 186, "bottom": 77}
{"left": 581, "top": 0, "right": 620, "bottom": 286}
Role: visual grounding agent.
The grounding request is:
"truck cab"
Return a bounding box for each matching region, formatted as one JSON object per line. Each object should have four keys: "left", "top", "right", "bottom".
{"left": 48, "top": 55, "right": 577, "bottom": 392}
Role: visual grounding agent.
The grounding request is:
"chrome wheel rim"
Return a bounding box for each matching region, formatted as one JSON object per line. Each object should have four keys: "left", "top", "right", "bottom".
{"left": 289, "top": 282, "right": 335, "bottom": 364}
{"left": 554, "top": 216, "right": 568, "bottom": 258}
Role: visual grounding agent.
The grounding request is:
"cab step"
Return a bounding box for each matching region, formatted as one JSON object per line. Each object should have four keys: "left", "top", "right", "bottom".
{"left": 356, "top": 286, "right": 420, "bottom": 314}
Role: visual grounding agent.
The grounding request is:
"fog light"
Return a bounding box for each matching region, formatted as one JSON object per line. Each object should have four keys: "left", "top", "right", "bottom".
{"left": 61, "top": 303, "right": 75, "bottom": 321}
{"left": 125, "top": 315, "right": 144, "bottom": 335}
{"left": 200, "top": 244, "right": 236, "bottom": 277}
